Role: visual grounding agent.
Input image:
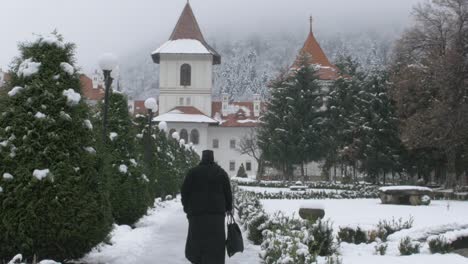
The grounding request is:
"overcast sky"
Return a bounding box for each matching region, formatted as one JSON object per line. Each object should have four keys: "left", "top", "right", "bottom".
{"left": 0, "top": 0, "right": 423, "bottom": 72}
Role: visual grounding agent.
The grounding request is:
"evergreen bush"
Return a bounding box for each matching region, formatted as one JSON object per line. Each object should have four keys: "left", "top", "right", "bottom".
{"left": 94, "top": 92, "right": 151, "bottom": 225}
{"left": 237, "top": 163, "right": 248, "bottom": 178}
{"left": 377, "top": 217, "right": 414, "bottom": 241}
{"left": 337, "top": 226, "right": 369, "bottom": 244}
{"left": 398, "top": 237, "right": 420, "bottom": 255}
{"left": 428, "top": 236, "right": 453, "bottom": 254}
{"left": 374, "top": 243, "right": 388, "bottom": 255}
{"left": 308, "top": 219, "right": 336, "bottom": 256}
{"left": 0, "top": 33, "right": 112, "bottom": 261}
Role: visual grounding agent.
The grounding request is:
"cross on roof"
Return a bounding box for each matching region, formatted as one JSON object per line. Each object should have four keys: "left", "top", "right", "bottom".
{"left": 309, "top": 16, "right": 313, "bottom": 33}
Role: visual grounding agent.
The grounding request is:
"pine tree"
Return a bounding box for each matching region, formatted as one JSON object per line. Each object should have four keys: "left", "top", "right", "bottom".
{"left": 0, "top": 33, "right": 112, "bottom": 260}
{"left": 95, "top": 92, "right": 151, "bottom": 225}
{"left": 258, "top": 53, "right": 326, "bottom": 179}
{"left": 237, "top": 163, "right": 248, "bottom": 178}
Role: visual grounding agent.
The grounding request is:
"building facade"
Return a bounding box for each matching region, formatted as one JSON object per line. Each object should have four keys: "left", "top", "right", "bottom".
{"left": 152, "top": 5, "right": 339, "bottom": 177}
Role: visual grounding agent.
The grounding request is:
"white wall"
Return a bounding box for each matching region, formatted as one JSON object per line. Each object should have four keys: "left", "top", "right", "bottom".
{"left": 159, "top": 54, "right": 213, "bottom": 116}
{"left": 162, "top": 123, "right": 258, "bottom": 177}
{"left": 208, "top": 126, "right": 258, "bottom": 177}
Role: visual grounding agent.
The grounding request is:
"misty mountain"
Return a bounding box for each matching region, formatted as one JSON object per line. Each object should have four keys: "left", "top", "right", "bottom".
{"left": 119, "top": 30, "right": 398, "bottom": 101}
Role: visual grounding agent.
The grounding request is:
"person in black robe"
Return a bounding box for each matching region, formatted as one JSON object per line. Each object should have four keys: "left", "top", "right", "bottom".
{"left": 181, "top": 150, "right": 233, "bottom": 264}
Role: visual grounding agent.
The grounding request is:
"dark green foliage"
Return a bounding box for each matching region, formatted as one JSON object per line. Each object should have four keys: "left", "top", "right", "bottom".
{"left": 247, "top": 213, "right": 268, "bottom": 245}
{"left": 377, "top": 217, "right": 414, "bottom": 241}
{"left": 428, "top": 237, "right": 453, "bottom": 254}
{"left": 375, "top": 243, "right": 388, "bottom": 255}
{"left": 325, "top": 58, "right": 404, "bottom": 183}
{"left": 308, "top": 220, "right": 336, "bottom": 256}
{"left": 134, "top": 116, "right": 199, "bottom": 200}
{"left": 258, "top": 54, "right": 326, "bottom": 179}
{"left": 94, "top": 92, "right": 151, "bottom": 225}
{"left": 398, "top": 237, "right": 420, "bottom": 255}
{"left": 337, "top": 227, "right": 368, "bottom": 244}
{"left": 237, "top": 163, "right": 248, "bottom": 178}
{"left": 0, "top": 33, "right": 112, "bottom": 261}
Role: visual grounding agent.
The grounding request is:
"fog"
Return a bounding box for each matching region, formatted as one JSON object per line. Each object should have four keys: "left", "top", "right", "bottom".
{"left": 0, "top": 0, "right": 424, "bottom": 72}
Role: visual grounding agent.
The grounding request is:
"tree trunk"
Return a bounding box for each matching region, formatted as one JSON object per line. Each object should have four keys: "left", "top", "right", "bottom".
{"left": 446, "top": 149, "right": 457, "bottom": 189}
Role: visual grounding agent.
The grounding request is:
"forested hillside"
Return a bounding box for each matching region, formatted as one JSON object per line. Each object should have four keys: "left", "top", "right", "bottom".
{"left": 119, "top": 30, "right": 398, "bottom": 101}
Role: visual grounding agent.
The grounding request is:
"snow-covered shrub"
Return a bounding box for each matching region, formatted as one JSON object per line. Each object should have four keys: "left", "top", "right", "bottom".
{"left": 94, "top": 92, "right": 151, "bottom": 226}
{"left": 308, "top": 219, "right": 336, "bottom": 256}
{"left": 377, "top": 217, "right": 414, "bottom": 241}
{"left": 247, "top": 211, "right": 269, "bottom": 245}
{"left": 398, "top": 237, "right": 420, "bottom": 255}
{"left": 428, "top": 236, "right": 452, "bottom": 254}
{"left": 260, "top": 229, "right": 316, "bottom": 264}
{"left": 324, "top": 255, "right": 343, "bottom": 264}
{"left": 0, "top": 32, "right": 112, "bottom": 261}
{"left": 374, "top": 243, "right": 388, "bottom": 255}
{"left": 337, "top": 226, "right": 369, "bottom": 244}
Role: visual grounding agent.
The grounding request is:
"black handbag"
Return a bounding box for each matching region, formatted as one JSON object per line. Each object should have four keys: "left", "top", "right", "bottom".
{"left": 226, "top": 211, "right": 244, "bottom": 257}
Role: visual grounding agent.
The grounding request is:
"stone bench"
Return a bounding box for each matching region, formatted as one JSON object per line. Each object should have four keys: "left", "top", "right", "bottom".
{"left": 379, "top": 186, "right": 433, "bottom": 206}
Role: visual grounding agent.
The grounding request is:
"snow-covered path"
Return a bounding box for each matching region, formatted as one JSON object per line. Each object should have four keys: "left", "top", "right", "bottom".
{"left": 82, "top": 198, "right": 260, "bottom": 264}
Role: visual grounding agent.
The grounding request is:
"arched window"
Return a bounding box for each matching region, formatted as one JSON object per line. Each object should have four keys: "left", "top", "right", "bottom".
{"left": 190, "top": 129, "right": 200, "bottom": 145}
{"left": 180, "top": 129, "right": 189, "bottom": 143}
{"left": 180, "top": 64, "right": 191, "bottom": 86}
{"left": 169, "top": 129, "right": 176, "bottom": 137}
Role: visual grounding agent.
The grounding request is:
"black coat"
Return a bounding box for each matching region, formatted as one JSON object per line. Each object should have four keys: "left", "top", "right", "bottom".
{"left": 181, "top": 162, "right": 233, "bottom": 217}
{"left": 181, "top": 161, "right": 233, "bottom": 264}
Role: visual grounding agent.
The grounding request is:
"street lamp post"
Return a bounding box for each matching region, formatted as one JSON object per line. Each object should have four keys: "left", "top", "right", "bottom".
{"left": 99, "top": 53, "right": 118, "bottom": 143}
{"left": 144, "top": 97, "right": 158, "bottom": 135}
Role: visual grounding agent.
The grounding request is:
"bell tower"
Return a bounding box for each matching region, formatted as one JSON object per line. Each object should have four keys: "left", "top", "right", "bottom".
{"left": 152, "top": 2, "right": 220, "bottom": 116}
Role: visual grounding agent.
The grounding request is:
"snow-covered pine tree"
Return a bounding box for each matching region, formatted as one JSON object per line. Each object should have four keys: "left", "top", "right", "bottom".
{"left": 258, "top": 53, "right": 326, "bottom": 179}
{"left": 96, "top": 92, "right": 151, "bottom": 225}
{"left": 358, "top": 67, "right": 402, "bottom": 183}
{"left": 325, "top": 56, "right": 365, "bottom": 178}
{"left": 0, "top": 33, "right": 112, "bottom": 260}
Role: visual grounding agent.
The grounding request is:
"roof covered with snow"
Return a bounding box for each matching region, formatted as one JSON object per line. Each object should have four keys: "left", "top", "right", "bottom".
{"left": 211, "top": 101, "right": 264, "bottom": 128}
{"left": 153, "top": 106, "right": 219, "bottom": 124}
{"left": 152, "top": 2, "right": 220, "bottom": 64}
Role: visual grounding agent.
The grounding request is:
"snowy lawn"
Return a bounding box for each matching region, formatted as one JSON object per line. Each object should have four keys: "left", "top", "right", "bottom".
{"left": 262, "top": 199, "right": 468, "bottom": 263}
{"left": 239, "top": 185, "right": 345, "bottom": 194}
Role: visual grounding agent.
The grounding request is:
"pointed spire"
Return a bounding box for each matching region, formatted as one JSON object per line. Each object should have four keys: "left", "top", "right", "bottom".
{"left": 152, "top": 2, "right": 221, "bottom": 65}
{"left": 291, "top": 17, "right": 339, "bottom": 80}
{"left": 169, "top": 2, "right": 205, "bottom": 41}
{"left": 309, "top": 16, "right": 313, "bottom": 33}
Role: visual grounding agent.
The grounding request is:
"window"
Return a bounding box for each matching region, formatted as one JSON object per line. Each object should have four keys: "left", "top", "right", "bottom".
{"left": 212, "top": 139, "right": 219, "bottom": 149}
{"left": 179, "top": 97, "right": 184, "bottom": 106}
{"left": 246, "top": 161, "right": 252, "bottom": 171}
{"left": 186, "top": 97, "right": 191, "bottom": 106}
{"left": 180, "top": 64, "right": 191, "bottom": 86}
{"left": 180, "top": 129, "right": 188, "bottom": 143}
{"left": 230, "top": 139, "right": 236, "bottom": 149}
{"left": 229, "top": 161, "right": 236, "bottom": 171}
{"left": 190, "top": 129, "right": 199, "bottom": 145}
{"left": 169, "top": 129, "right": 176, "bottom": 137}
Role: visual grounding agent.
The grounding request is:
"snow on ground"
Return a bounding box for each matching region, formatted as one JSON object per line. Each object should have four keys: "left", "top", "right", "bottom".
{"left": 239, "top": 185, "right": 345, "bottom": 194}
{"left": 263, "top": 198, "right": 468, "bottom": 263}
{"left": 262, "top": 199, "right": 468, "bottom": 230}
{"left": 82, "top": 198, "right": 260, "bottom": 264}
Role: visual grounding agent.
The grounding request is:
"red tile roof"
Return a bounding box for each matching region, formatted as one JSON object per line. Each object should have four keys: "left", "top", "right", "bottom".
{"left": 133, "top": 100, "right": 148, "bottom": 115}
{"left": 80, "top": 75, "right": 105, "bottom": 101}
{"left": 293, "top": 31, "right": 340, "bottom": 80}
{"left": 152, "top": 2, "right": 220, "bottom": 64}
{"left": 211, "top": 101, "right": 264, "bottom": 128}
